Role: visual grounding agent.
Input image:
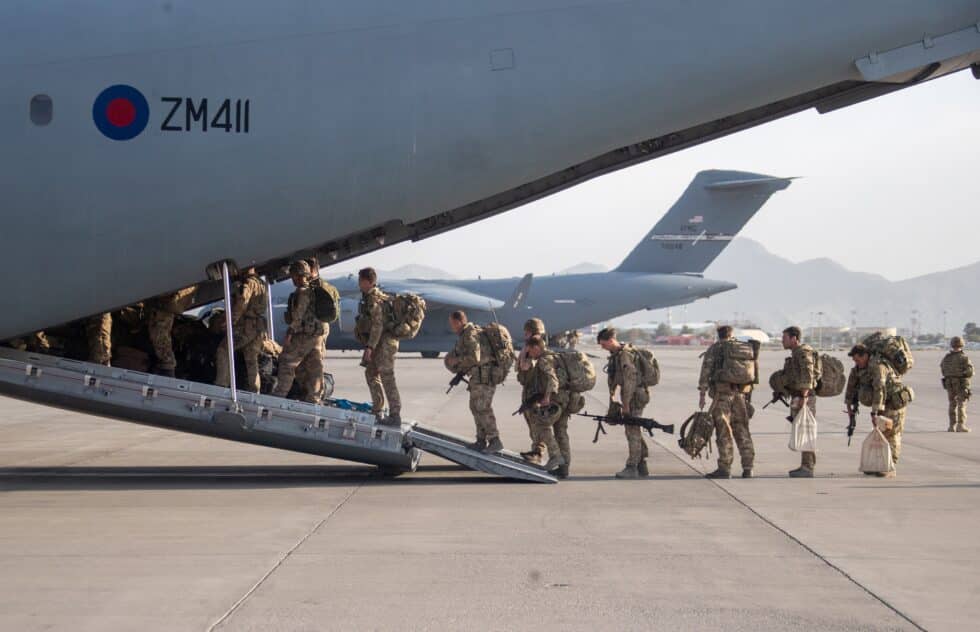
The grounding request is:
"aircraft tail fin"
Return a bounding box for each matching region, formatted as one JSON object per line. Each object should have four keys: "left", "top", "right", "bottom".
{"left": 614, "top": 170, "right": 794, "bottom": 274}
{"left": 505, "top": 273, "right": 533, "bottom": 310}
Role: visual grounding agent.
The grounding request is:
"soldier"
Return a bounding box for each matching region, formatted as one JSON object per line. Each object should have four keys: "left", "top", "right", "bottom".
{"left": 516, "top": 318, "right": 548, "bottom": 463}
{"left": 355, "top": 267, "right": 401, "bottom": 425}
{"left": 9, "top": 331, "right": 50, "bottom": 354}
{"left": 147, "top": 286, "right": 197, "bottom": 377}
{"left": 598, "top": 327, "right": 651, "bottom": 479}
{"left": 86, "top": 313, "right": 113, "bottom": 366}
{"left": 941, "top": 336, "right": 973, "bottom": 432}
{"left": 523, "top": 335, "right": 566, "bottom": 473}
{"left": 214, "top": 267, "right": 268, "bottom": 393}
{"left": 446, "top": 310, "right": 502, "bottom": 453}
{"left": 781, "top": 326, "right": 819, "bottom": 478}
{"left": 846, "top": 343, "right": 910, "bottom": 477}
{"left": 272, "top": 261, "right": 326, "bottom": 403}
{"left": 293, "top": 258, "right": 330, "bottom": 401}
{"left": 698, "top": 325, "right": 755, "bottom": 479}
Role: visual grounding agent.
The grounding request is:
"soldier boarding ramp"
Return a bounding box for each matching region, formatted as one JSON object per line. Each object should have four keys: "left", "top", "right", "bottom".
{"left": 0, "top": 349, "right": 555, "bottom": 483}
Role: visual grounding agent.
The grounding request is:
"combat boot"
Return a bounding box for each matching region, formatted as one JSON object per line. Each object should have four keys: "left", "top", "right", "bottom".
{"left": 637, "top": 460, "right": 650, "bottom": 478}
{"left": 956, "top": 424, "right": 971, "bottom": 433}
{"left": 555, "top": 464, "right": 570, "bottom": 480}
{"left": 520, "top": 450, "right": 543, "bottom": 465}
{"left": 705, "top": 468, "right": 730, "bottom": 479}
{"left": 378, "top": 413, "right": 402, "bottom": 427}
{"left": 788, "top": 467, "right": 814, "bottom": 478}
{"left": 948, "top": 424, "right": 957, "bottom": 432}
{"left": 466, "top": 439, "right": 487, "bottom": 451}
{"left": 156, "top": 368, "right": 175, "bottom": 378}
{"left": 615, "top": 465, "right": 639, "bottom": 479}
{"left": 481, "top": 437, "right": 504, "bottom": 453}
{"left": 542, "top": 454, "right": 565, "bottom": 472}
{"left": 742, "top": 468, "right": 753, "bottom": 479}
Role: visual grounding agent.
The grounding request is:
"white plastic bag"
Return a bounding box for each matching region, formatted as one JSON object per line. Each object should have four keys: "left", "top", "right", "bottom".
{"left": 860, "top": 427, "right": 894, "bottom": 473}
{"left": 788, "top": 405, "right": 818, "bottom": 452}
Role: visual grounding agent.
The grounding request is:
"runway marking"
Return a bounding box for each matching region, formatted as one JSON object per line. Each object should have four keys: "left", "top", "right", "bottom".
{"left": 652, "top": 434, "right": 927, "bottom": 632}
{"left": 207, "top": 483, "right": 363, "bottom": 631}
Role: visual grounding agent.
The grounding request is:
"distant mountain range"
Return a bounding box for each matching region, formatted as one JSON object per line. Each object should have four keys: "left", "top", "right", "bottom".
{"left": 338, "top": 240, "right": 978, "bottom": 334}
{"left": 615, "top": 238, "right": 979, "bottom": 334}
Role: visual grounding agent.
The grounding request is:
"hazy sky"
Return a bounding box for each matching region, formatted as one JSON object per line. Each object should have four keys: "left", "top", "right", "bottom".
{"left": 336, "top": 73, "right": 979, "bottom": 282}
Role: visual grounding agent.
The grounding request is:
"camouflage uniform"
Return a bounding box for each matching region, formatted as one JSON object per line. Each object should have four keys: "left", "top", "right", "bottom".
{"left": 215, "top": 273, "right": 269, "bottom": 393}
{"left": 357, "top": 287, "right": 400, "bottom": 415}
{"left": 147, "top": 287, "right": 197, "bottom": 374}
{"left": 846, "top": 361, "right": 909, "bottom": 466}
{"left": 86, "top": 313, "right": 113, "bottom": 365}
{"left": 525, "top": 350, "right": 566, "bottom": 466}
{"left": 272, "top": 280, "right": 326, "bottom": 402}
{"left": 699, "top": 341, "right": 755, "bottom": 474}
{"left": 784, "top": 344, "right": 819, "bottom": 471}
{"left": 941, "top": 346, "right": 973, "bottom": 432}
{"left": 516, "top": 318, "right": 547, "bottom": 458}
{"left": 451, "top": 322, "right": 499, "bottom": 442}
{"left": 607, "top": 344, "right": 651, "bottom": 468}
{"left": 10, "top": 331, "right": 50, "bottom": 354}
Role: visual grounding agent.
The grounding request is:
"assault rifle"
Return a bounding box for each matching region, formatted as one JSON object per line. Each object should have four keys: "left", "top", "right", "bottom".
{"left": 575, "top": 412, "right": 674, "bottom": 444}
{"left": 763, "top": 392, "right": 790, "bottom": 410}
{"left": 846, "top": 394, "right": 859, "bottom": 446}
{"left": 446, "top": 372, "right": 468, "bottom": 394}
{"left": 513, "top": 393, "right": 544, "bottom": 416}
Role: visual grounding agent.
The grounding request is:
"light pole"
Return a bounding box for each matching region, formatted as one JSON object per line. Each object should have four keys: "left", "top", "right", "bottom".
{"left": 943, "top": 310, "right": 948, "bottom": 339}
{"left": 816, "top": 311, "right": 824, "bottom": 350}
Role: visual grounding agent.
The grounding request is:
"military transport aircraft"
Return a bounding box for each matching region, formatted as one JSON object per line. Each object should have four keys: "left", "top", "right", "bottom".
{"left": 268, "top": 170, "right": 790, "bottom": 355}
{"left": 1, "top": 3, "right": 978, "bottom": 480}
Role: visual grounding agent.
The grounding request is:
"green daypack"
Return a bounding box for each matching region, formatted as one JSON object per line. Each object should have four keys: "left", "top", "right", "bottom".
{"left": 678, "top": 411, "right": 714, "bottom": 460}
{"left": 862, "top": 332, "right": 914, "bottom": 376}
{"left": 713, "top": 339, "right": 759, "bottom": 386}
{"left": 554, "top": 349, "right": 597, "bottom": 393}
{"left": 383, "top": 293, "right": 426, "bottom": 340}
{"left": 481, "top": 322, "right": 516, "bottom": 385}
{"left": 312, "top": 279, "right": 341, "bottom": 323}
{"left": 635, "top": 347, "right": 661, "bottom": 387}
{"left": 814, "top": 353, "right": 845, "bottom": 397}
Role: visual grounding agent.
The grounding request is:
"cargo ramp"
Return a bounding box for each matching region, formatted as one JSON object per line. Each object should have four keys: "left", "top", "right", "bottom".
{"left": 0, "top": 348, "right": 555, "bottom": 483}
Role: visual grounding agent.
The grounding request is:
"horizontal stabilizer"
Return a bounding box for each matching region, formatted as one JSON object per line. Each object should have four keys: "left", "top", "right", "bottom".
{"left": 615, "top": 169, "right": 792, "bottom": 274}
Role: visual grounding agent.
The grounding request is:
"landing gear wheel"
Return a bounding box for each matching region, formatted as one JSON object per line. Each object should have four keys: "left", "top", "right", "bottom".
{"left": 322, "top": 372, "right": 335, "bottom": 398}
{"left": 420, "top": 351, "right": 440, "bottom": 359}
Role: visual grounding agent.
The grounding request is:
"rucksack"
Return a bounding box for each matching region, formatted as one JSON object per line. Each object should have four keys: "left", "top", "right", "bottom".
{"left": 554, "top": 350, "right": 597, "bottom": 393}
{"left": 383, "top": 293, "right": 426, "bottom": 340}
{"left": 312, "top": 279, "right": 341, "bottom": 323}
{"left": 713, "top": 339, "right": 759, "bottom": 386}
{"left": 862, "top": 332, "right": 914, "bottom": 376}
{"left": 678, "top": 411, "right": 714, "bottom": 459}
{"left": 481, "top": 322, "right": 516, "bottom": 386}
{"left": 814, "top": 353, "right": 845, "bottom": 397}
{"left": 634, "top": 347, "right": 661, "bottom": 387}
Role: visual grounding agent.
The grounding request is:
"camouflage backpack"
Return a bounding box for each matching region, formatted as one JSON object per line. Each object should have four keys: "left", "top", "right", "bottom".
{"left": 312, "top": 279, "right": 341, "bottom": 323}
{"left": 481, "top": 322, "right": 516, "bottom": 385}
{"left": 769, "top": 369, "right": 788, "bottom": 396}
{"left": 554, "top": 349, "right": 597, "bottom": 393}
{"left": 814, "top": 352, "right": 845, "bottom": 397}
{"left": 713, "top": 339, "right": 759, "bottom": 386}
{"left": 383, "top": 293, "right": 426, "bottom": 340}
{"left": 678, "top": 411, "right": 714, "bottom": 459}
{"left": 862, "top": 332, "right": 914, "bottom": 376}
{"left": 634, "top": 347, "right": 661, "bottom": 387}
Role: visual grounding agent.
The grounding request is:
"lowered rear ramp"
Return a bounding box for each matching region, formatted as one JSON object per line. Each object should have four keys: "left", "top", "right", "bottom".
{"left": 0, "top": 349, "right": 554, "bottom": 484}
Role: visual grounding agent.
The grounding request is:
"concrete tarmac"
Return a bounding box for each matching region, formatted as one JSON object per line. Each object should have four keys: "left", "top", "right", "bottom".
{"left": 0, "top": 346, "right": 976, "bottom": 631}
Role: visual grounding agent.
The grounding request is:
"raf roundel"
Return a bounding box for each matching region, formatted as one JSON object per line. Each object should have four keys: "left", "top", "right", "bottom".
{"left": 92, "top": 85, "right": 149, "bottom": 141}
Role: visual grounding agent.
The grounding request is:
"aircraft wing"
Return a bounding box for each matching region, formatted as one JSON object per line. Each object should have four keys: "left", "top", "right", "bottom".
{"left": 387, "top": 282, "right": 505, "bottom": 311}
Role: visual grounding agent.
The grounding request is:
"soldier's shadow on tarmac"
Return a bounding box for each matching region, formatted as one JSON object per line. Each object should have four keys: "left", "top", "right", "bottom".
{"left": 0, "top": 465, "right": 709, "bottom": 490}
